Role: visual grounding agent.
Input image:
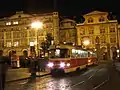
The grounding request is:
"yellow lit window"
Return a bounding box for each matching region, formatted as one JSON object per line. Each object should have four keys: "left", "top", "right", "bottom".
{"left": 14, "top": 41, "right": 19, "bottom": 47}
{"left": 7, "top": 42, "right": 11, "bottom": 47}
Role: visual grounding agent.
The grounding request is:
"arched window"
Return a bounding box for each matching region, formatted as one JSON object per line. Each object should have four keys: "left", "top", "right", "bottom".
{"left": 109, "top": 24, "right": 115, "bottom": 33}
{"left": 88, "top": 27, "right": 94, "bottom": 34}
{"left": 100, "top": 35, "right": 106, "bottom": 43}
{"left": 99, "top": 16, "right": 105, "bottom": 22}
{"left": 80, "top": 28, "right": 85, "bottom": 35}
{"left": 99, "top": 26, "right": 105, "bottom": 33}
{"left": 88, "top": 17, "right": 93, "bottom": 23}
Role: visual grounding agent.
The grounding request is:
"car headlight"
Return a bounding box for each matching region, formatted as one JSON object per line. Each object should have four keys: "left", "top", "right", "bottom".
{"left": 60, "top": 62, "right": 65, "bottom": 68}
{"left": 47, "top": 62, "right": 54, "bottom": 67}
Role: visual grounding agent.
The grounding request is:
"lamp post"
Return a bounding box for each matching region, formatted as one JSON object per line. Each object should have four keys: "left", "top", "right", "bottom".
{"left": 95, "top": 36, "right": 100, "bottom": 61}
{"left": 31, "top": 21, "right": 43, "bottom": 56}
{"left": 83, "top": 40, "right": 90, "bottom": 49}
{"left": 30, "top": 41, "right": 35, "bottom": 56}
{"left": 117, "top": 27, "right": 120, "bottom": 58}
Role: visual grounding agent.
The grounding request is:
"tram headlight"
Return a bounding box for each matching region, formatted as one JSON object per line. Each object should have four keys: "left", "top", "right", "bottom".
{"left": 60, "top": 62, "right": 65, "bottom": 68}
{"left": 66, "top": 63, "right": 70, "bottom": 67}
{"left": 88, "top": 60, "right": 91, "bottom": 63}
{"left": 47, "top": 62, "right": 54, "bottom": 67}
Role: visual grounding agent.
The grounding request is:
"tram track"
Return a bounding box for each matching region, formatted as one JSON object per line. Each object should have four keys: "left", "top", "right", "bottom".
{"left": 6, "top": 64, "right": 106, "bottom": 90}
{"left": 67, "top": 64, "right": 109, "bottom": 90}
{"left": 67, "top": 67, "right": 100, "bottom": 88}
{"left": 17, "top": 65, "right": 100, "bottom": 90}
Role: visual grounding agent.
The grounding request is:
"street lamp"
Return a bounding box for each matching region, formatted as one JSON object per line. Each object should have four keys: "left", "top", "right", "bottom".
{"left": 31, "top": 21, "right": 43, "bottom": 29}
{"left": 83, "top": 40, "right": 90, "bottom": 49}
{"left": 31, "top": 21, "right": 43, "bottom": 56}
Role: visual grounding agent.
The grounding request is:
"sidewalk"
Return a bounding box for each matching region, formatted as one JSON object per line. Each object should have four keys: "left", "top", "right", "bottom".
{"left": 114, "top": 62, "right": 120, "bottom": 71}
{"left": 6, "top": 68, "right": 50, "bottom": 83}
{"left": 98, "top": 60, "right": 111, "bottom": 64}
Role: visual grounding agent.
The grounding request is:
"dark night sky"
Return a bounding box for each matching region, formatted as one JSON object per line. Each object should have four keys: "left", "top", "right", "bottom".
{"left": 0, "top": 0, "right": 120, "bottom": 19}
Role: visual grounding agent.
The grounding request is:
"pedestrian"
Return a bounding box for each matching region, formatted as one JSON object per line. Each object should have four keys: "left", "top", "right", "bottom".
{"left": 39, "top": 57, "right": 45, "bottom": 72}
{"left": 28, "top": 55, "right": 37, "bottom": 79}
{"left": 0, "top": 50, "right": 10, "bottom": 90}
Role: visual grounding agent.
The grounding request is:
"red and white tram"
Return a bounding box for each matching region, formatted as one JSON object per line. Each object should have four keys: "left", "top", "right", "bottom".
{"left": 88, "top": 51, "right": 98, "bottom": 66}
{"left": 47, "top": 44, "right": 97, "bottom": 75}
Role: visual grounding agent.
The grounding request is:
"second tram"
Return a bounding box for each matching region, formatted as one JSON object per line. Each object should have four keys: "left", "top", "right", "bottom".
{"left": 88, "top": 51, "right": 98, "bottom": 66}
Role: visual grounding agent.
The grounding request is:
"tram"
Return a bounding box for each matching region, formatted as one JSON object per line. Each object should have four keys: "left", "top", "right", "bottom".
{"left": 88, "top": 51, "right": 98, "bottom": 66}
{"left": 47, "top": 44, "right": 97, "bottom": 75}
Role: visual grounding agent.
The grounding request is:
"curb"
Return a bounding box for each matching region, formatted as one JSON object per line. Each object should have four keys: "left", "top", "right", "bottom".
{"left": 6, "top": 73, "right": 50, "bottom": 83}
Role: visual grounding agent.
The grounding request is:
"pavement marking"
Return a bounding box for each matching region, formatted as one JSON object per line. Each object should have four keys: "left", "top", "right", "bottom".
{"left": 70, "top": 66, "right": 101, "bottom": 88}
{"left": 19, "top": 81, "right": 28, "bottom": 85}
{"left": 82, "top": 69, "right": 95, "bottom": 76}
{"left": 71, "top": 81, "right": 85, "bottom": 87}
{"left": 88, "top": 69, "right": 100, "bottom": 80}
{"left": 92, "top": 76, "right": 109, "bottom": 90}
{"left": 88, "top": 74, "right": 94, "bottom": 80}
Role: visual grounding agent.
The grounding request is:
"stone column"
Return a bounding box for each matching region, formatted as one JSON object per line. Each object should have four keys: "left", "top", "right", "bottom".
{"left": 53, "top": 12, "right": 59, "bottom": 45}
{"left": 11, "top": 31, "right": 13, "bottom": 46}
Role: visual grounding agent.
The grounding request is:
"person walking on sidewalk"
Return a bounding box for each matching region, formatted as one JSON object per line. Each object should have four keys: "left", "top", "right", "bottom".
{"left": 28, "top": 55, "right": 37, "bottom": 79}
{"left": 0, "top": 50, "right": 10, "bottom": 90}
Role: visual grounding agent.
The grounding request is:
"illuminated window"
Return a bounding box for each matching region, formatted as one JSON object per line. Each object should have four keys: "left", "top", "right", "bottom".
{"left": 21, "top": 31, "right": 27, "bottom": 37}
{"left": 21, "top": 39, "right": 27, "bottom": 46}
{"left": 0, "top": 42, "right": 4, "bottom": 48}
{"left": 13, "top": 21, "right": 18, "bottom": 24}
{"left": 89, "top": 30, "right": 94, "bottom": 34}
{"left": 7, "top": 42, "right": 11, "bottom": 47}
{"left": 13, "top": 31, "right": 20, "bottom": 38}
{"left": 14, "top": 41, "right": 19, "bottom": 47}
{"left": 72, "top": 49, "right": 76, "bottom": 53}
{"left": 55, "top": 49, "right": 60, "bottom": 56}
{"left": 110, "top": 37, "right": 116, "bottom": 43}
{"left": 99, "top": 16, "right": 105, "bottom": 22}
{"left": 100, "top": 36, "right": 106, "bottom": 43}
{"left": 110, "top": 25, "right": 115, "bottom": 33}
{"left": 100, "top": 26, "right": 105, "bottom": 33}
{"left": 6, "top": 22, "right": 11, "bottom": 25}
{"left": 100, "top": 28, "right": 105, "bottom": 33}
{"left": 88, "top": 27, "right": 94, "bottom": 34}
{"left": 30, "top": 42, "right": 34, "bottom": 46}
{"left": 80, "top": 28, "right": 85, "bottom": 35}
{"left": 88, "top": 17, "right": 93, "bottom": 23}
{"left": 6, "top": 32, "right": 11, "bottom": 39}
{"left": 29, "top": 30, "right": 35, "bottom": 37}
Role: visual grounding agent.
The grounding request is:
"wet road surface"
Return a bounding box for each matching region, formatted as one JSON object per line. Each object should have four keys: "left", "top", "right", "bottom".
{"left": 5, "top": 61, "right": 120, "bottom": 90}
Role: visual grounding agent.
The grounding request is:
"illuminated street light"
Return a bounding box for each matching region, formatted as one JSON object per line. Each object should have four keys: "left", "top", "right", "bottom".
{"left": 31, "top": 21, "right": 43, "bottom": 29}
{"left": 31, "top": 21, "right": 43, "bottom": 56}
{"left": 83, "top": 40, "right": 90, "bottom": 46}
{"left": 117, "top": 49, "right": 119, "bottom": 53}
{"left": 94, "top": 48, "right": 97, "bottom": 51}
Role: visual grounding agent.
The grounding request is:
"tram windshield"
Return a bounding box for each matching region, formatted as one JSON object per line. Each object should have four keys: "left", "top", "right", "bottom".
{"left": 49, "top": 49, "right": 69, "bottom": 58}
{"left": 88, "top": 51, "right": 97, "bottom": 58}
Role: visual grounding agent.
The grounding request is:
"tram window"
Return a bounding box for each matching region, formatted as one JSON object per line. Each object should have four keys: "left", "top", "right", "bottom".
{"left": 49, "top": 50, "right": 55, "bottom": 58}
{"left": 60, "top": 49, "right": 68, "bottom": 58}
{"left": 55, "top": 49, "right": 60, "bottom": 56}
{"left": 81, "top": 51, "right": 88, "bottom": 58}
{"left": 49, "top": 49, "right": 69, "bottom": 58}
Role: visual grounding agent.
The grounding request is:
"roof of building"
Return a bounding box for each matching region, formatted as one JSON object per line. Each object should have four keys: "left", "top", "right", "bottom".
{"left": 83, "top": 10, "right": 108, "bottom": 16}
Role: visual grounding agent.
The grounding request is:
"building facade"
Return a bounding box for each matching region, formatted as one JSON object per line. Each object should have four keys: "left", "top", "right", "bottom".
{"left": 0, "top": 11, "right": 59, "bottom": 56}
{"left": 76, "top": 11, "right": 118, "bottom": 60}
{"left": 59, "top": 19, "right": 76, "bottom": 45}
